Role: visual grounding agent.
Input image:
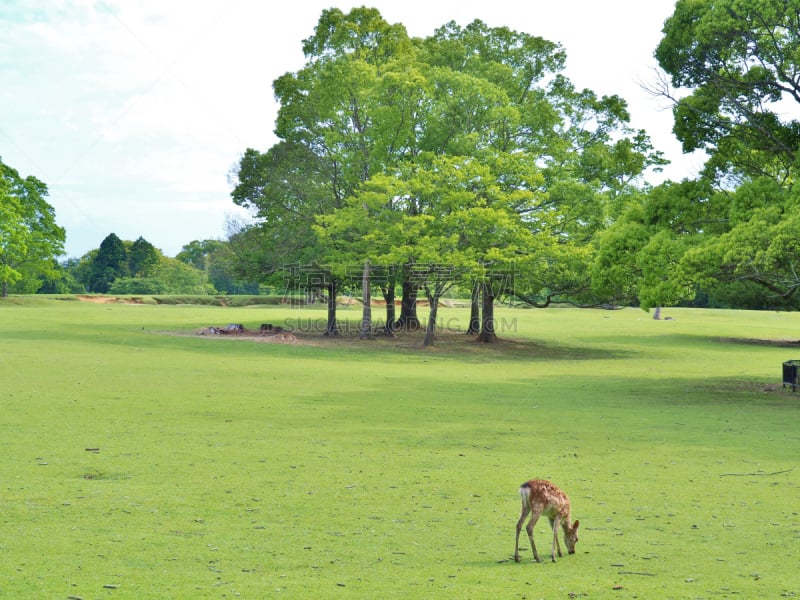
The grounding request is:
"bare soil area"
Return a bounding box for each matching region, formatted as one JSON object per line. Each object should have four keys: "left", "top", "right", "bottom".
{"left": 196, "top": 323, "right": 299, "bottom": 344}
{"left": 76, "top": 295, "right": 145, "bottom": 304}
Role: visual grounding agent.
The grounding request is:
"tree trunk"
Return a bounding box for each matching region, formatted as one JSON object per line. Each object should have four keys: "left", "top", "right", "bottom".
{"left": 381, "top": 283, "right": 396, "bottom": 335}
{"left": 476, "top": 283, "right": 498, "bottom": 343}
{"left": 325, "top": 281, "right": 338, "bottom": 336}
{"left": 423, "top": 284, "right": 441, "bottom": 347}
{"left": 1, "top": 281, "right": 7, "bottom": 298}
{"left": 467, "top": 279, "right": 480, "bottom": 334}
{"left": 360, "top": 261, "right": 372, "bottom": 340}
{"left": 395, "top": 279, "right": 420, "bottom": 331}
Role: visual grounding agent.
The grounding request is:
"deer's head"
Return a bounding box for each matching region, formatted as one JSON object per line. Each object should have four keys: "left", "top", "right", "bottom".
{"left": 564, "top": 519, "right": 580, "bottom": 554}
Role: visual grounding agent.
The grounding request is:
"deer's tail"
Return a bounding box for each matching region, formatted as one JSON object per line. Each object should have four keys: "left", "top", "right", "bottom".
{"left": 519, "top": 481, "right": 532, "bottom": 509}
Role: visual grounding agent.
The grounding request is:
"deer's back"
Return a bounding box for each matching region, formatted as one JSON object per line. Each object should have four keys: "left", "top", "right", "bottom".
{"left": 520, "top": 479, "right": 571, "bottom": 517}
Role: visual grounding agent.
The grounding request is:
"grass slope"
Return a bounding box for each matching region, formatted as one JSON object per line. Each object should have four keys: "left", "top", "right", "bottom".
{"left": 0, "top": 299, "right": 798, "bottom": 598}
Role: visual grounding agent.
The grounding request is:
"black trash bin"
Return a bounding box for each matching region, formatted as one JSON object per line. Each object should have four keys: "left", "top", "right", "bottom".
{"left": 782, "top": 360, "right": 800, "bottom": 391}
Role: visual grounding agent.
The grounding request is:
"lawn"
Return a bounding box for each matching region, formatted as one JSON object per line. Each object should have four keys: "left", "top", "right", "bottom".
{"left": 1, "top": 298, "right": 798, "bottom": 598}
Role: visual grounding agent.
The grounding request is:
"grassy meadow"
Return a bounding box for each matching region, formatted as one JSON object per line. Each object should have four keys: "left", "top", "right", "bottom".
{"left": 0, "top": 297, "right": 798, "bottom": 599}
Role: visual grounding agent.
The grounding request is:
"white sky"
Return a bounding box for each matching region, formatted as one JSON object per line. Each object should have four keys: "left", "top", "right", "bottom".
{"left": 0, "top": 0, "right": 701, "bottom": 258}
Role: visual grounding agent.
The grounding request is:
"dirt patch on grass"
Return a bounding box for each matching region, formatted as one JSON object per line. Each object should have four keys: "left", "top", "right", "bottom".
{"left": 196, "top": 323, "right": 299, "bottom": 344}
{"left": 717, "top": 336, "right": 800, "bottom": 347}
{"left": 193, "top": 322, "right": 498, "bottom": 350}
{"left": 190, "top": 327, "right": 503, "bottom": 352}
{"left": 76, "top": 295, "right": 144, "bottom": 304}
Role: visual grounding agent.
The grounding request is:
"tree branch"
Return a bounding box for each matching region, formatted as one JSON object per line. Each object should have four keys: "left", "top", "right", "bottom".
{"left": 719, "top": 468, "right": 792, "bottom": 477}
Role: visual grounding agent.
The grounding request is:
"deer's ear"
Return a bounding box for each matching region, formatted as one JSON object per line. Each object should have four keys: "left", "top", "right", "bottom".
{"left": 573, "top": 520, "right": 580, "bottom": 530}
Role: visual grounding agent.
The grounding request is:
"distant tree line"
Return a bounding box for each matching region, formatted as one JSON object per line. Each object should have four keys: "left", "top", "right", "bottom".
{"left": 42, "top": 234, "right": 259, "bottom": 295}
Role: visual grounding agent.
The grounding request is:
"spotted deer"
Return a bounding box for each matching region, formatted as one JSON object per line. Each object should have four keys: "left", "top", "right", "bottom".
{"left": 514, "top": 479, "right": 580, "bottom": 563}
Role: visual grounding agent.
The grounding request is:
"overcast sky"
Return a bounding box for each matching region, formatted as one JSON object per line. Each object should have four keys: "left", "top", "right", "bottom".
{"left": 1, "top": 0, "right": 700, "bottom": 258}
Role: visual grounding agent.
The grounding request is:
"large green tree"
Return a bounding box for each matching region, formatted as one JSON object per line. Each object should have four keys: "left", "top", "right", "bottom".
{"left": 656, "top": 0, "right": 800, "bottom": 183}
{"left": 231, "top": 8, "right": 422, "bottom": 334}
{"left": 231, "top": 8, "right": 662, "bottom": 340}
{"left": 607, "top": 0, "right": 800, "bottom": 308}
{"left": 0, "top": 157, "right": 65, "bottom": 297}
{"left": 230, "top": 142, "right": 343, "bottom": 333}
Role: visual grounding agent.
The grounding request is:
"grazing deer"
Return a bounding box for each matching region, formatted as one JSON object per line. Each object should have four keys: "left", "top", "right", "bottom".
{"left": 514, "top": 479, "right": 580, "bottom": 563}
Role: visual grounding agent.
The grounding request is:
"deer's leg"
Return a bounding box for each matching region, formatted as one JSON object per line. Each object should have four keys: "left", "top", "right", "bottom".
{"left": 526, "top": 513, "right": 541, "bottom": 562}
{"left": 549, "top": 517, "right": 562, "bottom": 561}
{"left": 514, "top": 503, "right": 530, "bottom": 562}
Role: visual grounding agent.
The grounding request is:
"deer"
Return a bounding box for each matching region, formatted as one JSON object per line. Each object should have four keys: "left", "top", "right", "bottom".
{"left": 514, "top": 479, "right": 580, "bottom": 563}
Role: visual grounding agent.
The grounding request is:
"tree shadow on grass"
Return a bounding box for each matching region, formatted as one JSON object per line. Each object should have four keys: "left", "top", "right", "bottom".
{"left": 716, "top": 336, "right": 800, "bottom": 348}
{"left": 281, "top": 328, "right": 632, "bottom": 363}
{"left": 158, "top": 316, "right": 633, "bottom": 362}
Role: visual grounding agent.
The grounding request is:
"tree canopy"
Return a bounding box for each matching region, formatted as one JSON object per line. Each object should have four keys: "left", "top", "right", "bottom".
{"left": 655, "top": 0, "right": 800, "bottom": 184}
{"left": 603, "top": 0, "right": 800, "bottom": 309}
{"left": 230, "top": 8, "right": 662, "bottom": 342}
{"left": 0, "top": 157, "right": 65, "bottom": 297}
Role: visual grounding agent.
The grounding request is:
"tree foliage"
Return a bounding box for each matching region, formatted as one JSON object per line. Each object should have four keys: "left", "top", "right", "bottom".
{"left": 230, "top": 8, "right": 662, "bottom": 342}
{"left": 656, "top": 0, "right": 800, "bottom": 183}
{"left": 108, "top": 256, "right": 212, "bottom": 295}
{"left": 87, "top": 233, "right": 128, "bottom": 293}
{"left": 128, "top": 236, "right": 160, "bottom": 278}
{"left": 0, "top": 157, "right": 65, "bottom": 296}
{"left": 177, "top": 239, "right": 259, "bottom": 294}
{"left": 610, "top": 0, "right": 800, "bottom": 309}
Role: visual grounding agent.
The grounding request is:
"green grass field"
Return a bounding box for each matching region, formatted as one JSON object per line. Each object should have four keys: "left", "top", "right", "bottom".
{"left": 1, "top": 298, "right": 798, "bottom": 599}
